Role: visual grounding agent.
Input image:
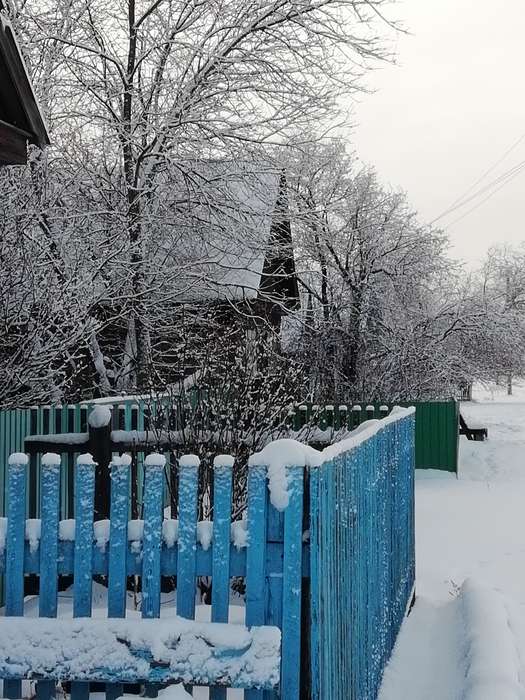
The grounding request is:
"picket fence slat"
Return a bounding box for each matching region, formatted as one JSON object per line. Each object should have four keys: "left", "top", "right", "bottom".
{"left": 176, "top": 456, "right": 199, "bottom": 620}
{"left": 108, "top": 458, "right": 130, "bottom": 618}
{"left": 4, "top": 454, "right": 27, "bottom": 700}
{"left": 142, "top": 454, "right": 165, "bottom": 620}
{"left": 280, "top": 465, "right": 304, "bottom": 700}
{"left": 107, "top": 456, "right": 131, "bottom": 700}
{"left": 37, "top": 453, "right": 61, "bottom": 700}
{"left": 72, "top": 455, "right": 96, "bottom": 700}
{"left": 245, "top": 461, "right": 269, "bottom": 700}
{"left": 210, "top": 456, "right": 233, "bottom": 700}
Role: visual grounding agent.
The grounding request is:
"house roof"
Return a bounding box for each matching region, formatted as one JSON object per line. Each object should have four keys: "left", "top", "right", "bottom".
{"left": 160, "top": 162, "right": 299, "bottom": 309}
{"left": 0, "top": 7, "right": 49, "bottom": 164}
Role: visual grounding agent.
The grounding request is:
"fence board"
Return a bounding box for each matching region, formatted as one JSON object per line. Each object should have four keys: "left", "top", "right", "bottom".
{"left": 280, "top": 465, "right": 304, "bottom": 700}
{"left": 142, "top": 454, "right": 165, "bottom": 620}
{"left": 4, "top": 453, "right": 27, "bottom": 700}
{"left": 37, "top": 453, "right": 61, "bottom": 700}
{"left": 72, "top": 455, "right": 96, "bottom": 700}
{"left": 309, "top": 410, "right": 415, "bottom": 700}
{"left": 176, "top": 455, "right": 199, "bottom": 620}
{"left": 210, "top": 456, "right": 234, "bottom": 700}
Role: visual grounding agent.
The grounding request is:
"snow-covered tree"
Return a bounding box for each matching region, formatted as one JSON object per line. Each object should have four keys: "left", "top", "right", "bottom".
{"left": 0, "top": 0, "right": 396, "bottom": 402}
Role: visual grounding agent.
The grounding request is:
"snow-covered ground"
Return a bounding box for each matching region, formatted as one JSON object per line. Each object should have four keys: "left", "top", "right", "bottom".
{"left": 380, "top": 382, "right": 525, "bottom": 700}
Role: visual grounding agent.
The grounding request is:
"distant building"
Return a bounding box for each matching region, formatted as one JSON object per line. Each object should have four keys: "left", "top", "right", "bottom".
{"left": 166, "top": 164, "right": 300, "bottom": 324}
{"left": 0, "top": 3, "right": 49, "bottom": 164}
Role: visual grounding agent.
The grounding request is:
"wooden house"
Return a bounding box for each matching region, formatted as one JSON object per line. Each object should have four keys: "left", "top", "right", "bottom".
{"left": 85, "top": 164, "right": 301, "bottom": 396}
{"left": 0, "top": 3, "right": 49, "bottom": 165}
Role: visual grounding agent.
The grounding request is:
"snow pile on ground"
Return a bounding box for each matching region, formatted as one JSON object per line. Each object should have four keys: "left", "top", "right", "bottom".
{"left": 380, "top": 382, "right": 525, "bottom": 699}
{"left": 379, "top": 580, "right": 523, "bottom": 700}
{"left": 461, "top": 579, "right": 521, "bottom": 700}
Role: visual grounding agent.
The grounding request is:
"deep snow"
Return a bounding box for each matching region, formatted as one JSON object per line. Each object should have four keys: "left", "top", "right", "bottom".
{"left": 380, "top": 382, "right": 525, "bottom": 699}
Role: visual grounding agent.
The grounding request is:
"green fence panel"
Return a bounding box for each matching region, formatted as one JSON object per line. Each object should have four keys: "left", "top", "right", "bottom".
{"left": 407, "top": 400, "right": 458, "bottom": 473}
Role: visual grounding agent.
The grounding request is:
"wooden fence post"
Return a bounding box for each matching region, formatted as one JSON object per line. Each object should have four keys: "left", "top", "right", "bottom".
{"left": 87, "top": 407, "right": 112, "bottom": 519}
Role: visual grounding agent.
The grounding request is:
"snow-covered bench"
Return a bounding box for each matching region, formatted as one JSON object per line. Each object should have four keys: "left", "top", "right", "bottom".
{"left": 0, "top": 617, "right": 280, "bottom": 689}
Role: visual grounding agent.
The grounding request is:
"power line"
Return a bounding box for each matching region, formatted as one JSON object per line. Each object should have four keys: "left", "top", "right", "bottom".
{"left": 444, "top": 160, "right": 525, "bottom": 229}
{"left": 445, "top": 131, "right": 525, "bottom": 212}
{"left": 430, "top": 132, "right": 525, "bottom": 225}
{"left": 430, "top": 158, "right": 525, "bottom": 225}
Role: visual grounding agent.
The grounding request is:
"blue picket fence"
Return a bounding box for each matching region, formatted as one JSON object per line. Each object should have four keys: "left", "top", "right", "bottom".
{"left": 0, "top": 407, "right": 415, "bottom": 699}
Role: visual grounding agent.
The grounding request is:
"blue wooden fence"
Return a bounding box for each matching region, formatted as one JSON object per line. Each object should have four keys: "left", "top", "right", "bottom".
{"left": 0, "top": 407, "right": 415, "bottom": 699}
{"left": 310, "top": 409, "right": 416, "bottom": 699}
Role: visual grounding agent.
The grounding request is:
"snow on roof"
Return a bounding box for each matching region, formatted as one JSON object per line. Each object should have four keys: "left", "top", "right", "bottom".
{"left": 159, "top": 162, "right": 291, "bottom": 303}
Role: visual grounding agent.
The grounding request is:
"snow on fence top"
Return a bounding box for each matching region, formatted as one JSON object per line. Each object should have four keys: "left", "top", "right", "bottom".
{"left": 251, "top": 406, "right": 415, "bottom": 509}
{"left": 144, "top": 452, "right": 167, "bottom": 468}
{"left": 41, "top": 452, "right": 62, "bottom": 467}
{"left": 7, "top": 452, "right": 28, "bottom": 466}
{"left": 88, "top": 404, "right": 112, "bottom": 429}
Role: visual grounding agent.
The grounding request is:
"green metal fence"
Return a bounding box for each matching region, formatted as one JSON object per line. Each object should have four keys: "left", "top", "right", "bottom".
{"left": 409, "top": 400, "right": 459, "bottom": 473}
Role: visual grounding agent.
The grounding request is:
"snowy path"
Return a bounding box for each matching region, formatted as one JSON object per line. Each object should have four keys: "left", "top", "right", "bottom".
{"left": 380, "top": 385, "right": 525, "bottom": 700}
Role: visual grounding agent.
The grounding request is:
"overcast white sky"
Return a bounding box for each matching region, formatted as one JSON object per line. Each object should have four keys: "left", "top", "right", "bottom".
{"left": 352, "top": 0, "right": 525, "bottom": 267}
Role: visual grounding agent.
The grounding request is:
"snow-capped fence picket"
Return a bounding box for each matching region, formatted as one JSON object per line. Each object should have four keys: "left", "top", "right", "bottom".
{"left": 0, "top": 406, "right": 415, "bottom": 699}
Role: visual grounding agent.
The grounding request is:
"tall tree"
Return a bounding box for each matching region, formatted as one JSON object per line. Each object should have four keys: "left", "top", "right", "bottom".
{"left": 1, "top": 0, "right": 396, "bottom": 398}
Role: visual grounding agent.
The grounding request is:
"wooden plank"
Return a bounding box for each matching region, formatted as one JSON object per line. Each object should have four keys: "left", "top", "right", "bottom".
{"left": 280, "top": 465, "right": 304, "bottom": 700}
{"left": 108, "top": 456, "right": 130, "bottom": 617}
{"left": 4, "top": 452, "right": 27, "bottom": 700}
{"left": 37, "top": 453, "right": 61, "bottom": 700}
{"left": 0, "top": 617, "right": 281, "bottom": 689}
{"left": 107, "top": 455, "right": 131, "bottom": 700}
{"left": 245, "top": 461, "right": 268, "bottom": 700}
{"left": 0, "top": 119, "right": 28, "bottom": 164}
{"left": 142, "top": 453, "right": 165, "bottom": 619}
{"left": 264, "top": 504, "right": 283, "bottom": 700}
{"left": 176, "top": 455, "right": 199, "bottom": 620}
{"left": 0, "top": 535, "right": 310, "bottom": 579}
{"left": 210, "top": 455, "right": 234, "bottom": 700}
{"left": 72, "top": 454, "right": 96, "bottom": 700}
{"left": 0, "top": 19, "right": 49, "bottom": 147}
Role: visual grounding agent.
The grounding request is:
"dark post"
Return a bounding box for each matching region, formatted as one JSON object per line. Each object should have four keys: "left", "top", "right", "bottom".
{"left": 87, "top": 406, "right": 113, "bottom": 519}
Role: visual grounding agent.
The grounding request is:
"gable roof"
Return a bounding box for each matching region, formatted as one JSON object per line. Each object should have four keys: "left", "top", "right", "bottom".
{"left": 159, "top": 162, "right": 299, "bottom": 309}
{"left": 0, "top": 7, "right": 49, "bottom": 164}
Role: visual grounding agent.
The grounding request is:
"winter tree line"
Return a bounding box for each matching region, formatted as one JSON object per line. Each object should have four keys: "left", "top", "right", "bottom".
{"left": 0, "top": 0, "right": 523, "bottom": 413}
